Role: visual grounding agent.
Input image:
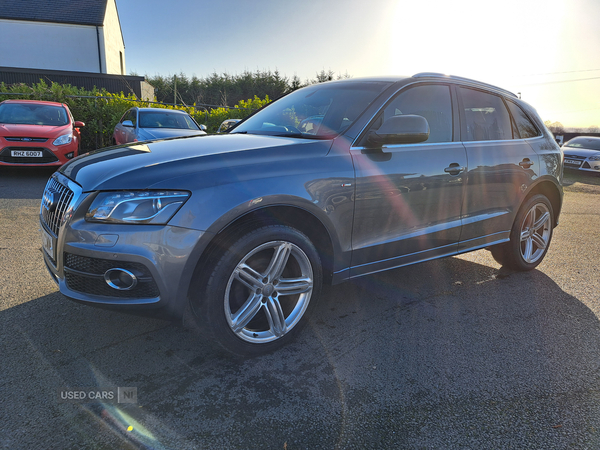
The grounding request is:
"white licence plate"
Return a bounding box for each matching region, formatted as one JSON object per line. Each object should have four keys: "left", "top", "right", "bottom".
{"left": 11, "top": 150, "right": 43, "bottom": 157}
{"left": 564, "top": 159, "right": 582, "bottom": 166}
{"left": 41, "top": 227, "right": 55, "bottom": 260}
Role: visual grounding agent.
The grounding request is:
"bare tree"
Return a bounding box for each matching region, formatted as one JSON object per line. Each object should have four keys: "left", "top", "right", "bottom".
{"left": 588, "top": 125, "right": 600, "bottom": 133}
{"left": 544, "top": 120, "right": 565, "bottom": 134}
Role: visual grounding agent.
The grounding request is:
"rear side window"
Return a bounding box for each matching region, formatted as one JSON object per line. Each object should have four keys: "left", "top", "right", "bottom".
{"left": 506, "top": 101, "right": 540, "bottom": 139}
{"left": 377, "top": 84, "right": 453, "bottom": 143}
{"left": 459, "top": 87, "right": 512, "bottom": 141}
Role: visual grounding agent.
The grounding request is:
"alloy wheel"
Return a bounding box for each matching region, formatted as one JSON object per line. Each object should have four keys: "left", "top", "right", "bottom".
{"left": 519, "top": 202, "right": 551, "bottom": 264}
{"left": 224, "top": 241, "right": 314, "bottom": 343}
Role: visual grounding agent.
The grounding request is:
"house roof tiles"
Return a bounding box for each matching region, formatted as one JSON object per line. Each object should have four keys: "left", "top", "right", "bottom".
{"left": 0, "top": 0, "right": 108, "bottom": 26}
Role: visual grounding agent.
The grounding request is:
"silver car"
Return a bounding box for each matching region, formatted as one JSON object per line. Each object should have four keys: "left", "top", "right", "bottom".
{"left": 112, "top": 107, "right": 206, "bottom": 145}
{"left": 561, "top": 136, "right": 600, "bottom": 173}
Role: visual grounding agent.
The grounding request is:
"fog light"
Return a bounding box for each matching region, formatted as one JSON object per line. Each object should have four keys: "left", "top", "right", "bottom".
{"left": 65, "top": 152, "right": 74, "bottom": 159}
{"left": 104, "top": 268, "right": 138, "bottom": 290}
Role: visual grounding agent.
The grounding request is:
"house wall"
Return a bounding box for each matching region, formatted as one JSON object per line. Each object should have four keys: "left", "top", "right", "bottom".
{"left": 101, "top": 0, "right": 125, "bottom": 75}
{"left": 0, "top": 19, "right": 101, "bottom": 73}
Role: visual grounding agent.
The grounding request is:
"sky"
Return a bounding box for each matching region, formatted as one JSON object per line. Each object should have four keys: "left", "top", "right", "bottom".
{"left": 117, "top": 0, "right": 600, "bottom": 129}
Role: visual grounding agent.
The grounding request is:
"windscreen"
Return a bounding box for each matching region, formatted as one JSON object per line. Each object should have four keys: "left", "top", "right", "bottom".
{"left": 564, "top": 137, "right": 600, "bottom": 151}
{"left": 0, "top": 103, "right": 69, "bottom": 126}
{"left": 139, "top": 112, "right": 200, "bottom": 130}
{"left": 232, "top": 81, "right": 390, "bottom": 139}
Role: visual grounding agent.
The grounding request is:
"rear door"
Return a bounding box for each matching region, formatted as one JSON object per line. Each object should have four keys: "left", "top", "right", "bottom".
{"left": 457, "top": 87, "right": 540, "bottom": 251}
{"left": 350, "top": 83, "right": 467, "bottom": 277}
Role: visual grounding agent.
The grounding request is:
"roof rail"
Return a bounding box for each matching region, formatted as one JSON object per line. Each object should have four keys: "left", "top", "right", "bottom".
{"left": 412, "top": 72, "right": 517, "bottom": 98}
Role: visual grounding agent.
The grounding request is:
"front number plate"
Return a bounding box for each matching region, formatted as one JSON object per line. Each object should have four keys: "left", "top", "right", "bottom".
{"left": 12, "top": 150, "right": 43, "bottom": 157}
{"left": 564, "top": 159, "right": 582, "bottom": 166}
{"left": 41, "top": 227, "right": 55, "bottom": 261}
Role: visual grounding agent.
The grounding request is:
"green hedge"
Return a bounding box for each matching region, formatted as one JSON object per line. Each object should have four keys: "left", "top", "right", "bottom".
{"left": 0, "top": 80, "right": 270, "bottom": 151}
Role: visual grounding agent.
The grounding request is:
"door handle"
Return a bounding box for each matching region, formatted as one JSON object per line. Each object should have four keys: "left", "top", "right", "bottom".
{"left": 519, "top": 158, "right": 534, "bottom": 169}
{"left": 444, "top": 163, "right": 465, "bottom": 175}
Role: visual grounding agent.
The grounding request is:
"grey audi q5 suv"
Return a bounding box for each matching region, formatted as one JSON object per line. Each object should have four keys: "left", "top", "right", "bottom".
{"left": 40, "top": 73, "right": 563, "bottom": 356}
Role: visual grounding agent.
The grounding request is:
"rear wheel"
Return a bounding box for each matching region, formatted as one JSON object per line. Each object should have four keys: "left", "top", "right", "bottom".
{"left": 490, "top": 194, "right": 554, "bottom": 271}
{"left": 192, "top": 225, "right": 322, "bottom": 357}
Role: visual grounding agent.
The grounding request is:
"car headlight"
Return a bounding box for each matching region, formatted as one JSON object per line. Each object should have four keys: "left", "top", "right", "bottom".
{"left": 53, "top": 133, "right": 73, "bottom": 146}
{"left": 86, "top": 191, "right": 190, "bottom": 224}
{"left": 589, "top": 155, "right": 600, "bottom": 161}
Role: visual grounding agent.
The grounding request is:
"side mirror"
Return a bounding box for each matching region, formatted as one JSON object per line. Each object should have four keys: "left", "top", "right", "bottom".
{"left": 366, "top": 114, "right": 430, "bottom": 147}
{"left": 74, "top": 121, "right": 85, "bottom": 128}
{"left": 199, "top": 124, "right": 207, "bottom": 132}
{"left": 122, "top": 120, "right": 134, "bottom": 127}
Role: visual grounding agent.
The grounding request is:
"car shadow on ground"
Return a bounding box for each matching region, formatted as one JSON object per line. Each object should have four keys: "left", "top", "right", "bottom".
{"left": 2, "top": 255, "right": 600, "bottom": 449}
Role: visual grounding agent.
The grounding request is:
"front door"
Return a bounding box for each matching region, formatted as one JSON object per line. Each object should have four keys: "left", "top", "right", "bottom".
{"left": 350, "top": 83, "right": 466, "bottom": 277}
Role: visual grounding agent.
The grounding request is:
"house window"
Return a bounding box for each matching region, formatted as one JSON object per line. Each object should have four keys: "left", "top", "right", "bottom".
{"left": 120, "top": 52, "right": 124, "bottom": 75}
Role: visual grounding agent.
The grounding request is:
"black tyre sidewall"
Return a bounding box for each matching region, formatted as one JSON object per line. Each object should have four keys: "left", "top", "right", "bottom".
{"left": 198, "top": 225, "right": 322, "bottom": 357}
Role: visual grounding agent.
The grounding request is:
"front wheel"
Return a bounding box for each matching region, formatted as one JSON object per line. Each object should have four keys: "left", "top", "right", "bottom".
{"left": 490, "top": 194, "right": 554, "bottom": 271}
{"left": 192, "top": 225, "right": 322, "bottom": 357}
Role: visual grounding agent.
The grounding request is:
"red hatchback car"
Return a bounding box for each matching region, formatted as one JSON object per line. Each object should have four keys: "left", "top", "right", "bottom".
{"left": 0, "top": 99, "right": 85, "bottom": 167}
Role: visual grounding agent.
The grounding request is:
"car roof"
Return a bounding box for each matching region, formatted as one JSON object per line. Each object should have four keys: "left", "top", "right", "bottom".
{"left": 321, "top": 73, "right": 518, "bottom": 99}
{"left": 134, "top": 107, "right": 190, "bottom": 114}
{"left": 1, "top": 99, "right": 68, "bottom": 107}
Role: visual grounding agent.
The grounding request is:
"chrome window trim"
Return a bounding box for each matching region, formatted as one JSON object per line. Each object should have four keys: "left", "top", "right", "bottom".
{"left": 351, "top": 140, "right": 458, "bottom": 151}
{"left": 352, "top": 134, "right": 547, "bottom": 151}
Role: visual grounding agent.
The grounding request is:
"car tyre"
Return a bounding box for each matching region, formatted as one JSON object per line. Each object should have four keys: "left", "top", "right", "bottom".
{"left": 490, "top": 194, "right": 554, "bottom": 271}
{"left": 193, "top": 225, "right": 322, "bottom": 357}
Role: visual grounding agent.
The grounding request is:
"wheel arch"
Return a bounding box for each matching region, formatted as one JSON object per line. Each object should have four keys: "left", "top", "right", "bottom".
{"left": 186, "top": 205, "right": 337, "bottom": 305}
{"left": 523, "top": 178, "right": 563, "bottom": 227}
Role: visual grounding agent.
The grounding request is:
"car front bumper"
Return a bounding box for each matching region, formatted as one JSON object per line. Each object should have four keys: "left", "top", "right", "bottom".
{"left": 563, "top": 157, "right": 600, "bottom": 172}
{"left": 0, "top": 142, "right": 78, "bottom": 166}
{"left": 40, "top": 173, "right": 206, "bottom": 317}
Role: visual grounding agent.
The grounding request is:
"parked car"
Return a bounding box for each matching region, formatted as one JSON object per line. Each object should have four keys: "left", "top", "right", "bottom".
{"left": 0, "top": 99, "right": 84, "bottom": 167}
{"left": 41, "top": 74, "right": 563, "bottom": 356}
{"left": 112, "top": 107, "right": 206, "bottom": 145}
{"left": 561, "top": 136, "right": 600, "bottom": 173}
{"left": 217, "top": 119, "right": 241, "bottom": 133}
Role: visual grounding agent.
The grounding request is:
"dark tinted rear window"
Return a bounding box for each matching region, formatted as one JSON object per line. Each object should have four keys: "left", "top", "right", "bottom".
{"left": 506, "top": 101, "right": 540, "bottom": 139}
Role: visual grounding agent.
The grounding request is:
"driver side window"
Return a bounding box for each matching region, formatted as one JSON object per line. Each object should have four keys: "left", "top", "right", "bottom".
{"left": 122, "top": 110, "right": 137, "bottom": 126}
{"left": 371, "top": 84, "right": 453, "bottom": 143}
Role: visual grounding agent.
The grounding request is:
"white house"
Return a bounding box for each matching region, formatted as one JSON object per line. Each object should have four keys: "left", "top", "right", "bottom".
{"left": 0, "top": 0, "right": 126, "bottom": 75}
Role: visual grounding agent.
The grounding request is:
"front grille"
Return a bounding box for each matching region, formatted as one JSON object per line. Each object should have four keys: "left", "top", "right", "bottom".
{"left": 64, "top": 253, "right": 160, "bottom": 299}
{"left": 4, "top": 137, "right": 48, "bottom": 143}
{"left": 563, "top": 154, "right": 585, "bottom": 160}
{"left": 41, "top": 177, "right": 74, "bottom": 235}
{"left": 0, "top": 147, "right": 58, "bottom": 163}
